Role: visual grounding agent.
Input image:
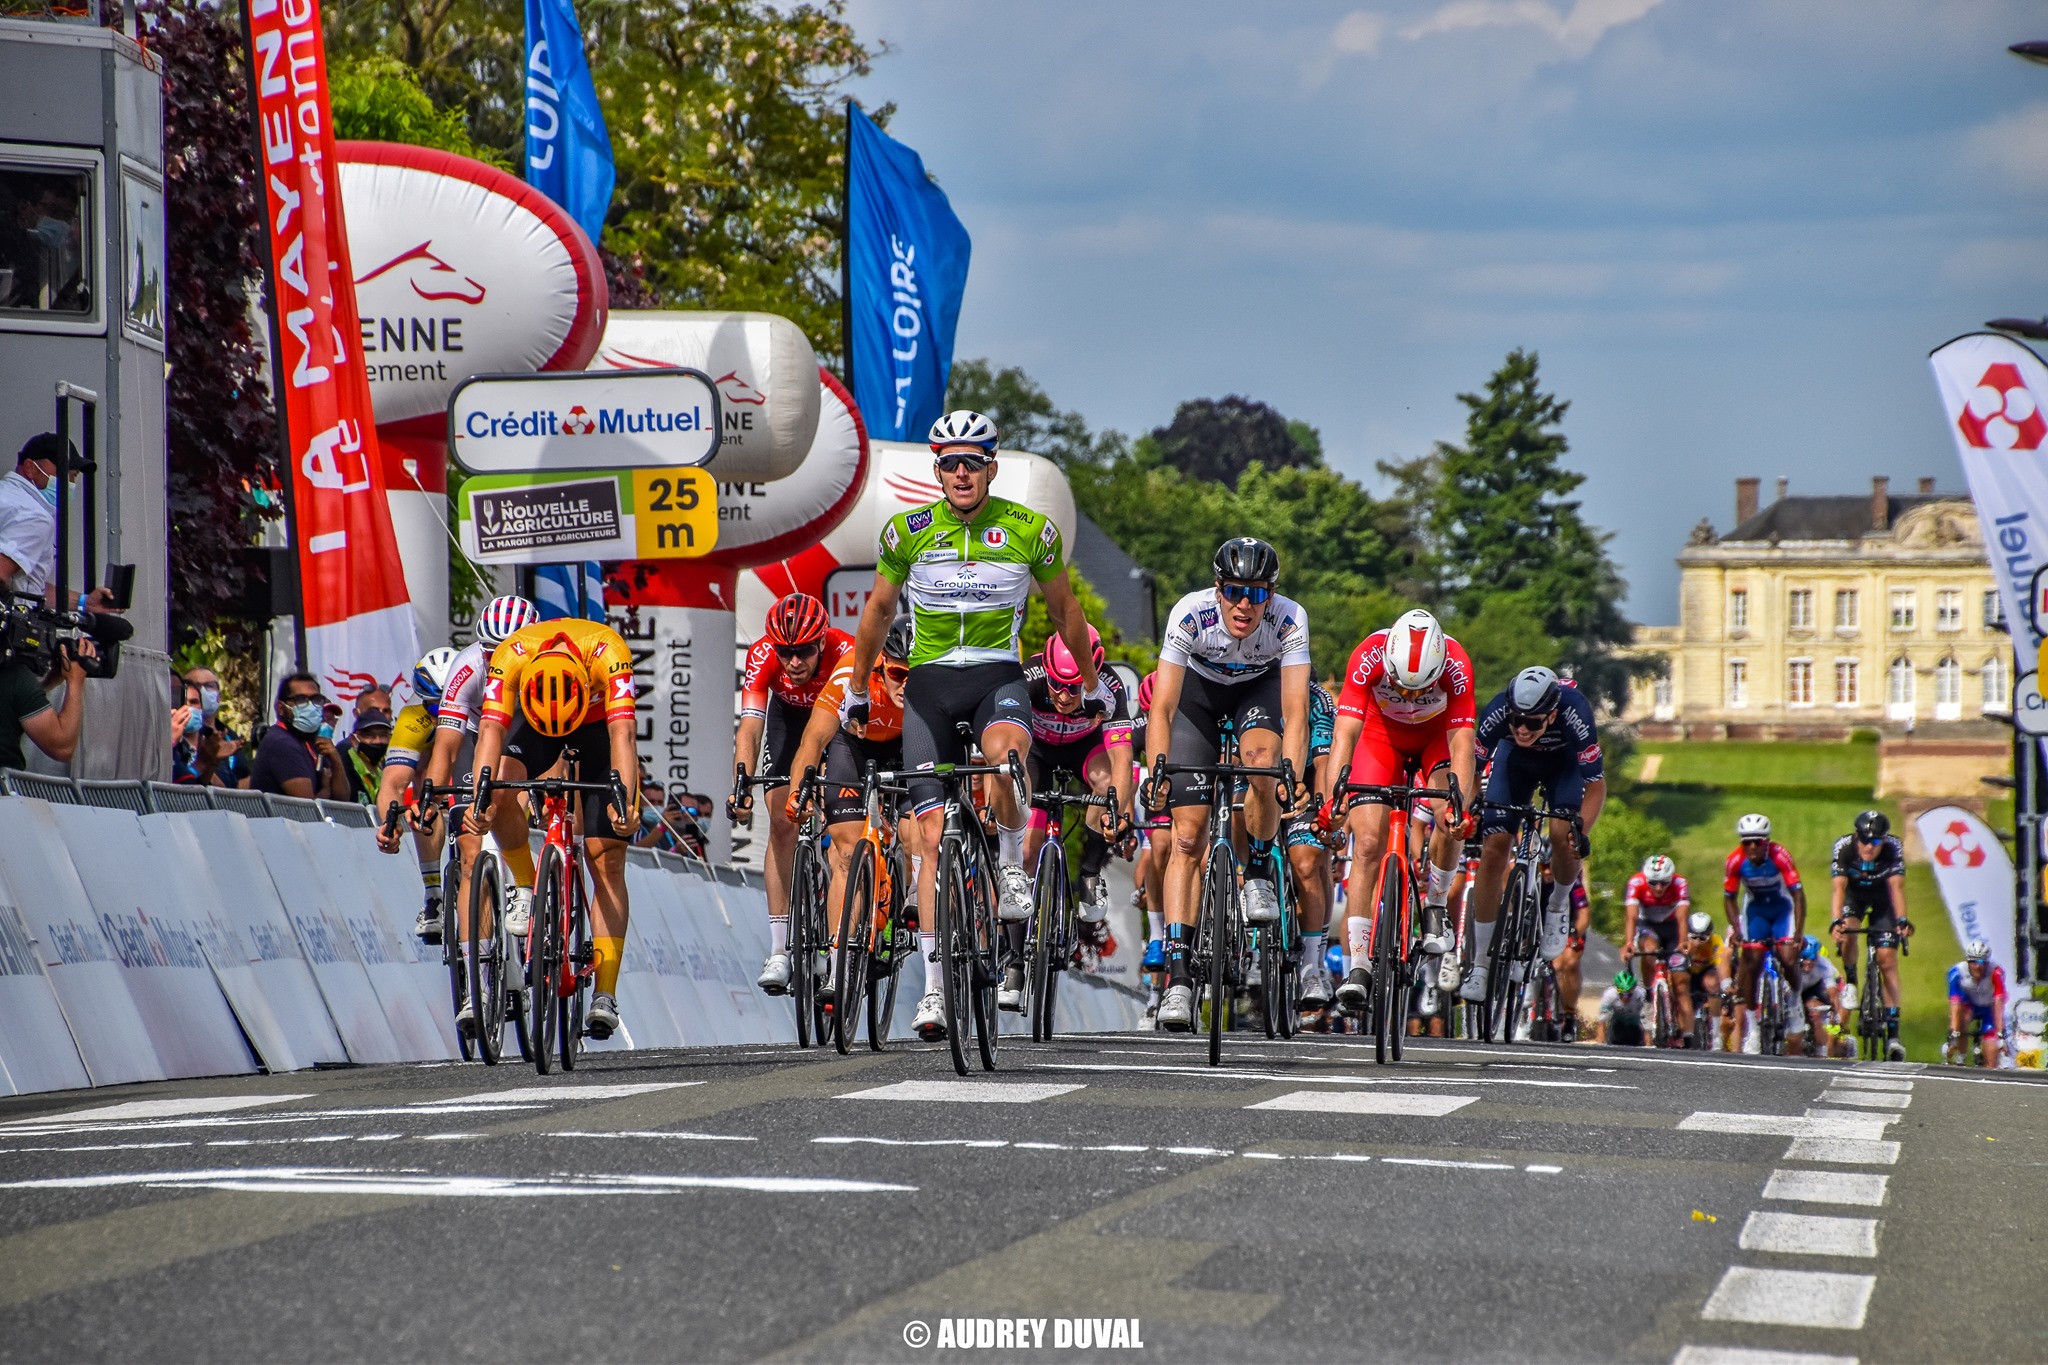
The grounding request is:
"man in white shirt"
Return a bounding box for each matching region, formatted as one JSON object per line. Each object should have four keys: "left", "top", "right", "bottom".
{"left": 0, "top": 434, "right": 117, "bottom": 611}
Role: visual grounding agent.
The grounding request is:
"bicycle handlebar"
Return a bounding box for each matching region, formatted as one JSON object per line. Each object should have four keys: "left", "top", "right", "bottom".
{"left": 474, "top": 765, "right": 629, "bottom": 828}
{"left": 1334, "top": 773, "right": 1464, "bottom": 822}
{"left": 1477, "top": 799, "right": 1584, "bottom": 833}
{"left": 1145, "top": 754, "right": 1297, "bottom": 812}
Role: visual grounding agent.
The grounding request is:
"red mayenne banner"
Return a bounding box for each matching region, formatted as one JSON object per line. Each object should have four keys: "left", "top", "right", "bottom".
{"left": 244, "top": 0, "right": 417, "bottom": 700}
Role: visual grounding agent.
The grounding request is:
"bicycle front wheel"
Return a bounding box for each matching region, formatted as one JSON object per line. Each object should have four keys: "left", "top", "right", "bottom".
{"left": 559, "top": 856, "right": 589, "bottom": 1070}
{"left": 1202, "top": 846, "right": 1235, "bottom": 1067}
{"left": 530, "top": 846, "right": 562, "bottom": 1075}
{"left": 971, "top": 856, "right": 1001, "bottom": 1072}
{"left": 790, "top": 838, "right": 821, "bottom": 1048}
{"left": 835, "top": 840, "right": 877, "bottom": 1056}
{"left": 870, "top": 851, "right": 911, "bottom": 1051}
{"left": 1485, "top": 866, "right": 1525, "bottom": 1044}
{"left": 1029, "top": 839, "right": 1067, "bottom": 1043}
{"left": 466, "top": 850, "right": 504, "bottom": 1066}
{"left": 937, "top": 840, "right": 973, "bottom": 1076}
{"left": 1371, "top": 856, "right": 1410, "bottom": 1065}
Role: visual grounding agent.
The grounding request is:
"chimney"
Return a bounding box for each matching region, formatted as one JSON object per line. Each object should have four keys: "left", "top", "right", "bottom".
{"left": 1872, "top": 476, "right": 1890, "bottom": 532}
{"left": 1775, "top": 476, "right": 1788, "bottom": 502}
{"left": 1918, "top": 476, "right": 1935, "bottom": 495}
{"left": 1736, "top": 477, "right": 1760, "bottom": 526}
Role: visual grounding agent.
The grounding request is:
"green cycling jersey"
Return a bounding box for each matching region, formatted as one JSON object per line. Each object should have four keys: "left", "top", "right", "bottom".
{"left": 877, "top": 494, "right": 1065, "bottom": 668}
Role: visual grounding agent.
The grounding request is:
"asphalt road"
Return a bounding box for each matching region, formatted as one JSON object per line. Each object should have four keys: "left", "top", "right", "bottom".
{"left": 0, "top": 1030, "right": 2042, "bottom": 1364}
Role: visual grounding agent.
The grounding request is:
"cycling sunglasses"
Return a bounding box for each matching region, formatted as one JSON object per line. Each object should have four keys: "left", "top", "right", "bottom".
{"left": 1217, "top": 582, "right": 1272, "bottom": 605}
{"left": 881, "top": 664, "right": 910, "bottom": 682}
{"left": 1047, "top": 676, "right": 1084, "bottom": 696}
{"left": 1507, "top": 712, "right": 1550, "bottom": 731}
{"left": 934, "top": 452, "right": 992, "bottom": 473}
{"left": 774, "top": 642, "right": 820, "bottom": 660}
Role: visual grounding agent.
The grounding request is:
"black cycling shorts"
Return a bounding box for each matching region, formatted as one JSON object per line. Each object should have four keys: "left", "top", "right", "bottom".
{"left": 1838, "top": 880, "right": 1901, "bottom": 937}
{"left": 902, "top": 659, "right": 1032, "bottom": 811}
{"left": 1480, "top": 741, "right": 1588, "bottom": 837}
{"left": 1637, "top": 914, "right": 1682, "bottom": 963}
{"left": 1165, "top": 669, "right": 1283, "bottom": 810}
{"left": 501, "top": 717, "right": 617, "bottom": 834}
{"left": 760, "top": 695, "right": 811, "bottom": 786}
{"left": 824, "top": 731, "right": 904, "bottom": 827}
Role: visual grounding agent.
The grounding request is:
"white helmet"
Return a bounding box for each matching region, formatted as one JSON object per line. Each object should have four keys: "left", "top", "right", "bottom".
{"left": 477, "top": 595, "right": 540, "bottom": 648}
{"left": 1642, "top": 855, "right": 1676, "bottom": 885}
{"left": 1687, "top": 910, "right": 1714, "bottom": 937}
{"left": 1736, "top": 813, "right": 1772, "bottom": 840}
{"left": 411, "top": 646, "right": 459, "bottom": 703}
{"left": 928, "top": 410, "right": 1000, "bottom": 454}
{"left": 1965, "top": 938, "right": 1991, "bottom": 962}
{"left": 1384, "top": 609, "right": 1448, "bottom": 691}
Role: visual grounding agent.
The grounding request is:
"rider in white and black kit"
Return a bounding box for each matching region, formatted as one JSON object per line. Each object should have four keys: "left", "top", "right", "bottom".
{"left": 1829, "top": 807, "right": 1913, "bottom": 1061}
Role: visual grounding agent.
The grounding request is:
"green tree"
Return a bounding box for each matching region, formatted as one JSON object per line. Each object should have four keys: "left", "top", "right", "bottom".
{"left": 1021, "top": 567, "right": 1155, "bottom": 673}
{"left": 1418, "top": 349, "right": 1641, "bottom": 709}
{"left": 1585, "top": 799, "right": 1675, "bottom": 942}
{"left": 329, "top": 56, "right": 510, "bottom": 165}
{"left": 946, "top": 359, "right": 1127, "bottom": 467}
{"left": 1150, "top": 395, "right": 1322, "bottom": 487}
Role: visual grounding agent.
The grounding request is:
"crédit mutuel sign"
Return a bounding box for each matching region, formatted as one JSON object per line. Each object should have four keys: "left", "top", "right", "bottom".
{"left": 449, "top": 367, "right": 722, "bottom": 564}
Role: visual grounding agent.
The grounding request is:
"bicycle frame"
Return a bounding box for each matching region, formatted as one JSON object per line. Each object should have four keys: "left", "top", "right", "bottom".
{"left": 1473, "top": 798, "right": 1580, "bottom": 1046}
{"left": 929, "top": 755, "right": 1024, "bottom": 1075}
{"left": 1335, "top": 773, "right": 1459, "bottom": 1064}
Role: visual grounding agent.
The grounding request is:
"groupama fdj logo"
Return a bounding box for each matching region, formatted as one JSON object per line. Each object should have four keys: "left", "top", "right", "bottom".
{"left": 462, "top": 404, "right": 708, "bottom": 440}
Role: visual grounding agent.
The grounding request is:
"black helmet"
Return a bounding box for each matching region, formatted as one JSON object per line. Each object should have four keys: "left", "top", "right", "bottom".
{"left": 1853, "top": 809, "right": 1889, "bottom": 841}
{"left": 1213, "top": 537, "right": 1280, "bottom": 584}
{"left": 1507, "top": 665, "right": 1561, "bottom": 718}
{"left": 882, "top": 614, "right": 915, "bottom": 662}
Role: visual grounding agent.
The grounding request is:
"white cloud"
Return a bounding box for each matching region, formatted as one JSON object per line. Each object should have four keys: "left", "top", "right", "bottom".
{"left": 1399, "top": 0, "right": 1665, "bottom": 59}
{"left": 1964, "top": 102, "right": 2048, "bottom": 192}
{"left": 1306, "top": 10, "right": 1389, "bottom": 87}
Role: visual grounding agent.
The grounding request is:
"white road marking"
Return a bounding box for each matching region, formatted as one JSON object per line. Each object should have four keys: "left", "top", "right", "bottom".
{"left": 1699, "top": 1267, "right": 1875, "bottom": 1329}
{"left": 0, "top": 1095, "right": 313, "bottom": 1127}
{"left": 420, "top": 1133, "right": 483, "bottom": 1141}
{"left": 1526, "top": 1164, "right": 1564, "bottom": 1173}
{"left": 1013, "top": 1142, "right": 1070, "bottom": 1151}
{"left": 1803, "top": 1109, "right": 1900, "bottom": 1125}
{"left": 1085, "top": 1144, "right": 1147, "bottom": 1152}
{"left": 836, "top": 1081, "right": 1085, "bottom": 1104}
{"left": 1382, "top": 1156, "right": 1514, "bottom": 1170}
{"left": 1248, "top": 1092, "right": 1479, "bottom": 1117}
{"left": 1680, "top": 1113, "right": 1894, "bottom": 1140}
{"left": 542, "top": 1131, "right": 756, "bottom": 1142}
{"left": 1672, "top": 1347, "right": 1858, "bottom": 1365}
{"left": 1030, "top": 1062, "right": 1630, "bottom": 1089}
{"left": 1739, "top": 1211, "right": 1879, "bottom": 1258}
{"left": 1369, "top": 1042, "right": 1844, "bottom": 1077}
{"left": 409, "top": 1083, "right": 696, "bottom": 1106}
{"left": 2, "top": 1141, "right": 193, "bottom": 1154}
{"left": 1763, "top": 1170, "right": 1888, "bottom": 1207}
{"left": 814, "top": 1136, "right": 1008, "bottom": 1148}
{"left": 0, "top": 1167, "right": 915, "bottom": 1197}
{"left": 1816, "top": 1090, "right": 1910, "bottom": 1110}
{"left": 1244, "top": 1152, "right": 1284, "bottom": 1160}
{"left": 1827, "top": 1076, "right": 1912, "bottom": 1092}
{"left": 1782, "top": 1137, "right": 1900, "bottom": 1166}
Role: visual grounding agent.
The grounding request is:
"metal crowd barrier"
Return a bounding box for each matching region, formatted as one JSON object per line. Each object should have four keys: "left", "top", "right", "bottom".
{"left": 1, "top": 770, "right": 379, "bottom": 826}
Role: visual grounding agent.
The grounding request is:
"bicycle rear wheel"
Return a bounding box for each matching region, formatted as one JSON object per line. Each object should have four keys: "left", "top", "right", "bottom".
{"left": 446, "top": 846, "right": 473, "bottom": 1062}
{"left": 1029, "top": 838, "right": 1068, "bottom": 1044}
{"left": 1651, "top": 977, "right": 1674, "bottom": 1048}
{"left": 834, "top": 841, "right": 876, "bottom": 1056}
{"left": 1273, "top": 854, "right": 1299, "bottom": 1041}
{"left": 530, "top": 846, "right": 562, "bottom": 1075}
{"left": 937, "top": 839, "right": 973, "bottom": 1076}
{"left": 559, "top": 859, "right": 589, "bottom": 1070}
{"left": 1371, "top": 857, "right": 1409, "bottom": 1065}
{"left": 869, "top": 852, "right": 910, "bottom": 1051}
{"left": 971, "top": 856, "right": 1001, "bottom": 1072}
{"left": 466, "top": 851, "right": 504, "bottom": 1065}
{"left": 1485, "top": 866, "right": 1525, "bottom": 1044}
{"left": 1202, "top": 845, "right": 1235, "bottom": 1067}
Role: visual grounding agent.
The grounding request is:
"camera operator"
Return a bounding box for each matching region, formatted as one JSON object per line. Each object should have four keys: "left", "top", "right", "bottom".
{"left": 250, "top": 671, "right": 349, "bottom": 800}
{"left": 0, "top": 637, "right": 87, "bottom": 771}
{"left": 0, "top": 433, "right": 115, "bottom": 610}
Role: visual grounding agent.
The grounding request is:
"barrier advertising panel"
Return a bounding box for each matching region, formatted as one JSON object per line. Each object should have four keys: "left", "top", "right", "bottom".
{"left": 0, "top": 897, "right": 92, "bottom": 1095}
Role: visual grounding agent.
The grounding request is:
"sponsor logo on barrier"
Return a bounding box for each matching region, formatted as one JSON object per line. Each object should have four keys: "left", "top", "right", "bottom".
{"left": 472, "top": 479, "right": 622, "bottom": 555}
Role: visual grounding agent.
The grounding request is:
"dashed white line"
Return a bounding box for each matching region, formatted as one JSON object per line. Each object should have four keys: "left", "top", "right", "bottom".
{"left": 1781, "top": 1137, "right": 1899, "bottom": 1166}
{"left": 1249, "top": 1092, "right": 1479, "bottom": 1116}
{"left": 1679, "top": 1113, "right": 1894, "bottom": 1140}
{"left": 1700, "top": 1267, "right": 1875, "bottom": 1329}
{"left": 1827, "top": 1076, "right": 1912, "bottom": 1092}
{"left": 1763, "top": 1170, "right": 1887, "bottom": 1207}
{"left": 1738, "top": 1211, "right": 1879, "bottom": 1258}
{"left": 836, "top": 1081, "right": 1085, "bottom": 1104}
{"left": 0, "top": 1095, "right": 313, "bottom": 1127}
{"left": 544, "top": 1131, "right": 756, "bottom": 1143}
{"left": 1815, "top": 1090, "right": 1910, "bottom": 1110}
{"left": 1672, "top": 1347, "right": 1858, "bottom": 1365}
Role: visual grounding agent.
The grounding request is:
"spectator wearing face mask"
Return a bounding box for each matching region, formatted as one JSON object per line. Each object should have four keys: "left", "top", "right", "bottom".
{"left": 180, "top": 665, "right": 250, "bottom": 787}
{"left": 171, "top": 675, "right": 205, "bottom": 783}
{"left": 337, "top": 701, "right": 393, "bottom": 804}
{"left": 250, "top": 671, "right": 348, "bottom": 800}
{"left": 631, "top": 781, "right": 670, "bottom": 848}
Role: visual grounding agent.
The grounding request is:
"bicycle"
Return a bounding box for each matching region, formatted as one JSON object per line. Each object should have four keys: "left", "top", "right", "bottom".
{"left": 1834, "top": 917, "right": 1908, "bottom": 1063}
{"left": 832, "top": 762, "right": 915, "bottom": 1055}
{"left": 1525, "top": 960, "right": 1564, "bottom": 1043}
{"left": 1688, "top": 975, "right": 1717, "bottom": 1051}
{"left": 1474, "top": 800, "right": 1581, "bottom": 1047}
{"left": 736, "top": 764, "right": 831, "bottom": 1047}
{"left": 1749, "top": 940, "right": 1793, "bottom": 1057}
{"left": 473, "top": 760, "right": 626, "bottom": 1075}
{"left": 928, "top": 755, "right": 1024, "bottom": 1075}
{"left": 1023, "top": 776, "right": 1123, "bottom": 1043}
{"left": 1146, "top": 745, "right": 1297, "bottom": 1067}
{"left": 1332, "top": 772, "right": 1460, "bottom": 1065}
{"left": 1256, "top": 842, "right": 1302, "bottom": 1041}
{"left": 386, "top": 783, "right": 518, "bottom": 1063}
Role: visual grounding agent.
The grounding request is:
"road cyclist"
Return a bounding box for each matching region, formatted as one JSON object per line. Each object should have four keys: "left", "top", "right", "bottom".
{"left": 1789, "top": 934, "right": 1854, "bottom": 1058}
{"left": 1129, "top": 671, "right": 1170, "bottom": 1022}
{"left": 464, "top": 614, "right": 640, "bottom": 1043}
{"left": 371, "top": 646, "right": 459, "bottom": 939}
{"left": 1532, "top": 844, "right": 1589, "bottom": 1042}
{"left": 1946, "top": 938, "right": 2007, "bottom": 1068}
{"left": 1595, "top": 969, "right": 1647, "bottom": 1047}
{"left": 1624, "top": 855, "right": 1698, "bottom": 1045}
{"left": 1722, "top": 812, "right": 1806, "bottom": 1055}
{"left": 1458, "top": 665, "right": 1605, "bottom": 1012}
{"left": 1830, "top": 808, "right": 1913, "bottom": 1062}
{"left": 732, "top": 591, "right": 853, "bottom": 997}
{"left": 1682, "top": 910, "right": 1732, "bottom": 1050}
{"left": 1321, "top": 609, "right": 1477, "bottom": 1015}
{"left": 1281, "top": 680, "right": 1340, "bottom": 1013}
{"left": 835, "top": 409, "right": 1108, "bottom": 1048}
{"left": 1141, "top": 535, "right": 1312, "bottom": 1034}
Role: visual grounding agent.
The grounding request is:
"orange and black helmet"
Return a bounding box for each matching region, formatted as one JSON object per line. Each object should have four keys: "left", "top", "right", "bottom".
{"left": 764, "top": 592, "right": 829, "bottom": 648}
{"left": 519, "top": 650, "right": 588, "bottom": 737}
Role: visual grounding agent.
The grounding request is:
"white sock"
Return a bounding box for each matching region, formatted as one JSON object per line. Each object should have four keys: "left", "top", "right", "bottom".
{"left": 1427, "top": 862, "right": 1452, "bottom": 907}
{"left": 919, "top": 932, "right": 938, "bottom": 983}
{"left": 1472, "top": 917, "right": 1497, "bottom": 959}
{"left": 1300, "top": 932, "right": 1325, "bottom": 970}
{"left": 908, "top": 856, "right": 923, "bottom": 905}
{"left": 1546, "top": 881, "right": 1573, "bottom": 919}
{"left": 1345, "top": 915, "right": 1371, "bottom": 968}
{"left": 998, "top": 822, "right": 1026, "bottom": 865}
{"left": 769, "top": 916, "right": 789, "bottom": 955}
{"left": 1147, "top": 909, "right": 1165, "bottom": 942}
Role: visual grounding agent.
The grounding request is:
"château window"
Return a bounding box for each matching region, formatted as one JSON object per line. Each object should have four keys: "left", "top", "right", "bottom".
{"left": 1835, "top": 660, "right": 1858, "bottom": 707}
{"left": 1889, "top": 589, "right": 1915, "bottom": 631}
{"left": 1936, "top": 590, "right": 1962, "bottom": 632}
{"left": 1728, "top": 661, "right": 1748, "bottom": 708}
{"left": 1787, "top": 660, "right": 1813, "bottom": 707}
{"left": 1787, "top": 590, "right": 1814, "bottom": 631}
{"left": 1834, "top": 590, "right": 1859, "bottom": 632}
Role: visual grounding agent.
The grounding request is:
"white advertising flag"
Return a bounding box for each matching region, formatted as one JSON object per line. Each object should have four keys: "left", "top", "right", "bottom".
{"left": 1913, "top": 805, "right": 2018, "bottom": 983}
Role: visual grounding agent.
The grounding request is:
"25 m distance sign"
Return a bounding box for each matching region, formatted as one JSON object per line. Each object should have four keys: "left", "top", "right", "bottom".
{"left": 455, "top": 468, "right": 718, "bottom": 565}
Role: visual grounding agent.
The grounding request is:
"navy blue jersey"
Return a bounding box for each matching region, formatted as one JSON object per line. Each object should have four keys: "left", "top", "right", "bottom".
{"left": 1831, "top": 833, "right": 1904, "bottom": 889}
{"left": 1475, "top": 681, "right": 1603, "bottom": 780}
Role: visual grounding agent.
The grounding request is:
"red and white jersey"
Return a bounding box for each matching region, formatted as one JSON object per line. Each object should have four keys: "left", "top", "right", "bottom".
{"left": 1624, "top": 872, "right": 1691, "bottom": 922}
{"left": 435, "top": 641, "right": 490, "bottom": 733}
{"left": 740, "top": 628, "right": 853, "bottom": 717}
{"left": 1336, "top": 630, "right": 1477, "bottom": 733}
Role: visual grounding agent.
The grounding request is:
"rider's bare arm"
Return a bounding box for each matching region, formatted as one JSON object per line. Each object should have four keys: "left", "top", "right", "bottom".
{"left": 1040, "top": 568, "right": 1102, "bottom": 694}
{"left": 842, "top": 569, "right": 901, "bottom": 699}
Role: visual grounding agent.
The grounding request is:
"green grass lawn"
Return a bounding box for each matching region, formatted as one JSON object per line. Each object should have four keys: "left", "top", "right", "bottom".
{"left": 1626, "top": 748, "right": 1964, "bottom": 1061}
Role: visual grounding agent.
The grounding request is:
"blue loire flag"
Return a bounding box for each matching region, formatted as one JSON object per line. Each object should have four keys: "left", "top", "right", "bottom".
{"left": 534, "top": 563, "right": 606, "bottom": 622}
{"left": 846, "top": 104, "right": 972, "bottom": 443}
{"left": 524, "top": 0, "right": 615, "bottom": 245}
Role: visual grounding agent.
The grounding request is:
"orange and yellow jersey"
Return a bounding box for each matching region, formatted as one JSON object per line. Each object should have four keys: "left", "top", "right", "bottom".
{"left": 480, "top": 618, "right": 637, "bottom": 731}
{"left": 814, "top": 661, "right": 904, "bottom": 742}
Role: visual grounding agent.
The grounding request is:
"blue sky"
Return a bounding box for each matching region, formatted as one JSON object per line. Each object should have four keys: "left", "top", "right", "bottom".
{"left": 843, "top": 0, "right": 2048, "bottom": 623}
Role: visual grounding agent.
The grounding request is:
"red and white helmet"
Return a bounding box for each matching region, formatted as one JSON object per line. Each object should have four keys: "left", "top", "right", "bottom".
{"left": 476, "top": 595, "right": 540, "bottom": 648}
{"left": 1642, "top": 855, "right": 1676, "bottom": 885}
{"left": 1384, "top": 609, "right": 1448, "bottom": 691}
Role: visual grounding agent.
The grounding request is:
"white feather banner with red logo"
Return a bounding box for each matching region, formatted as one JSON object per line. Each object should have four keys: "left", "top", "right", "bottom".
{"left": 1912, "top": 805, "right": 2017, "bottom": 982}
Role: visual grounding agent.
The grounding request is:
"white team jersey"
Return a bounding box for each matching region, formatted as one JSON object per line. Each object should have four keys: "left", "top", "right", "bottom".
{"left": 1158, "top": 588, "right": 1311, "bottom": 685}
{"left": 435, "top": 641, "right": 489, "bottom": 733}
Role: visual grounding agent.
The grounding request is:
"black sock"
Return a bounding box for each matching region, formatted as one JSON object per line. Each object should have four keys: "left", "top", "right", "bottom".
{"left": 1079, "top": 829, "right": 1108, "bottom": 880}
{"left": 1165, "top": 923, "right": 1193, "bottom": 984}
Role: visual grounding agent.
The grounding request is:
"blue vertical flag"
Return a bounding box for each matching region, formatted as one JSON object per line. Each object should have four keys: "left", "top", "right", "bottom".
{"left": 846, "top": 104, "right": 972, "bottom": 443}
{"left": 534, "top": 563, "right": 606, "bottom": 622}
{"left": 524, "top": 0, "right": 615, "bottom": 246}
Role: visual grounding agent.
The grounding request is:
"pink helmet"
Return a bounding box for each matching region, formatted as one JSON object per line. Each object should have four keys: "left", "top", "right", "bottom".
{"left": 1045, "top": 625, "right": 1104, "bottom": 686}
{"left": 1137, "top": 670, "right": 1156, "bottom": 710}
